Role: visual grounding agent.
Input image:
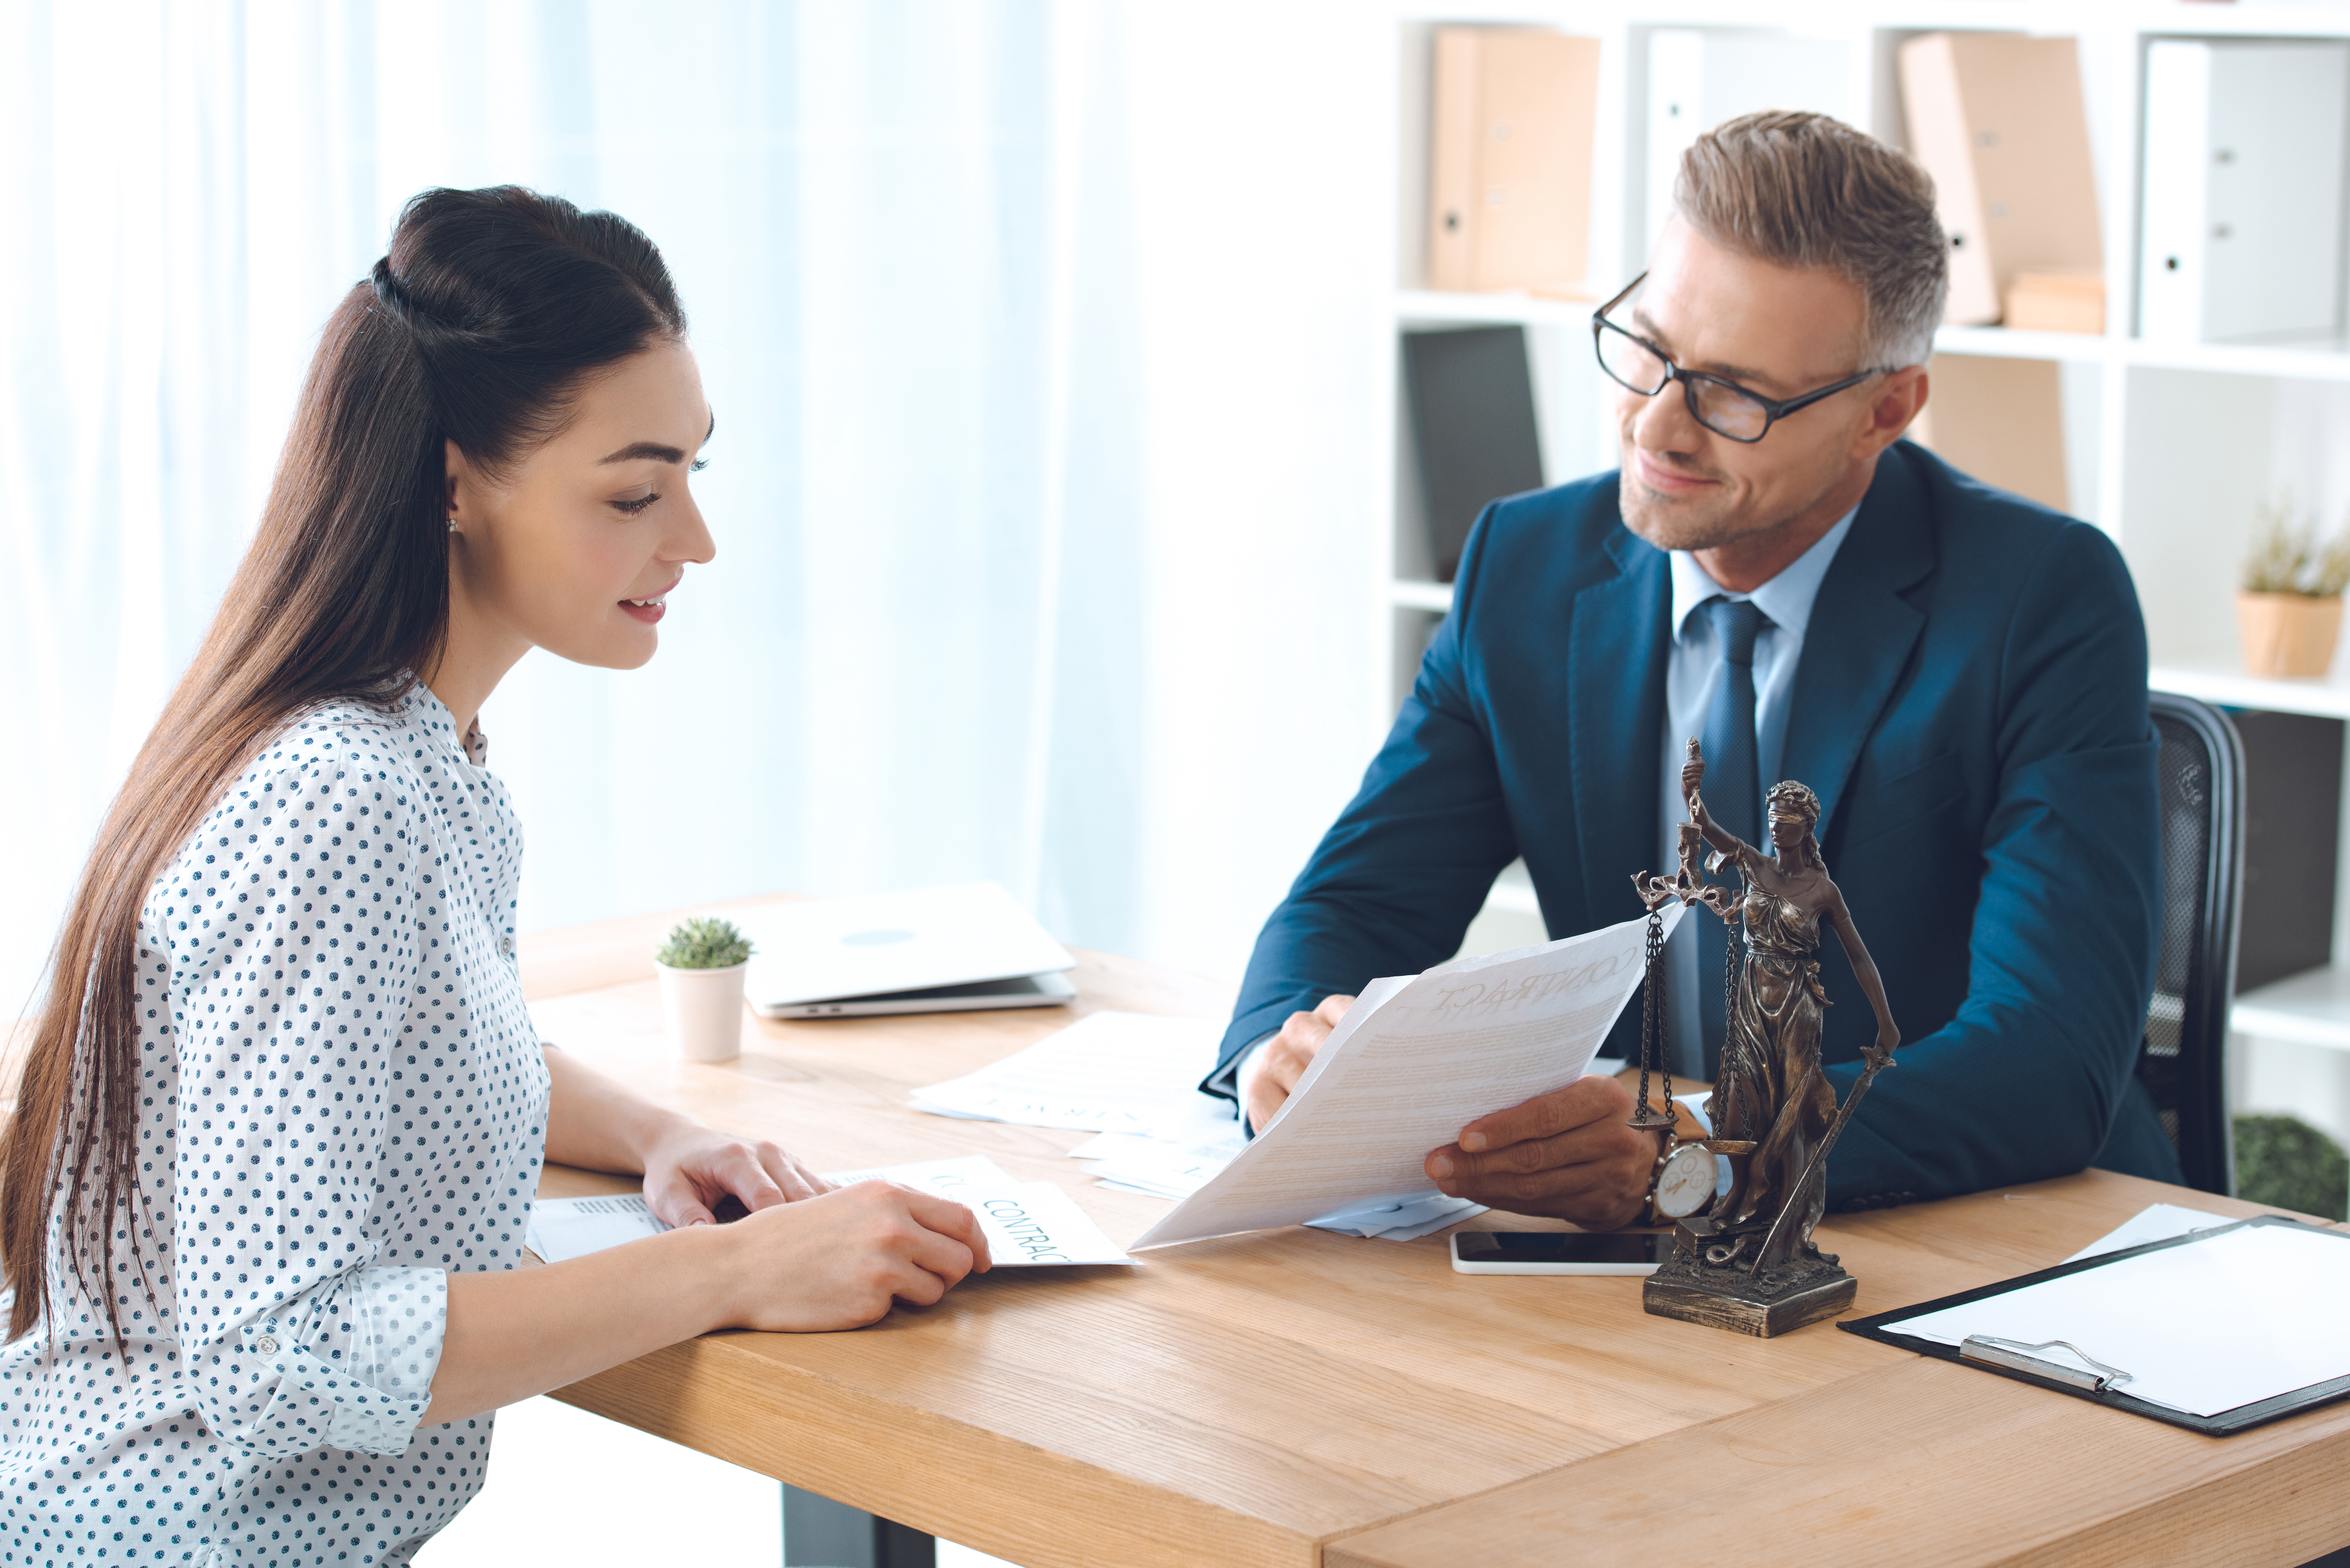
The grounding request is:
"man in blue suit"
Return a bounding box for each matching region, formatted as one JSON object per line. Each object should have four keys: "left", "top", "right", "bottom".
{"left": 1208, "top": 110, "right": 2177, "bottom": 1229}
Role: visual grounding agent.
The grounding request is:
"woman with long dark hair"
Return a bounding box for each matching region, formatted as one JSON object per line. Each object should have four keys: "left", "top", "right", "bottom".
{"left": 0, "top": 186, "right": 989, "bottom": 1564}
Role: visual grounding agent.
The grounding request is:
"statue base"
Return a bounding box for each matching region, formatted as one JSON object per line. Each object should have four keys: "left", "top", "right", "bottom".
{"left": 1641, "top": 1219, "right": 1855, "bottom": 1338}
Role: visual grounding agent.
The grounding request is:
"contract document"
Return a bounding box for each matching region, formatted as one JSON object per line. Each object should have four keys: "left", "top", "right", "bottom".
{"left": 526, "top": 1155, "right": 1132, "bottom": 1266}
{"left": 1130, "top": 909, "right": 1672, "bottom": 1250}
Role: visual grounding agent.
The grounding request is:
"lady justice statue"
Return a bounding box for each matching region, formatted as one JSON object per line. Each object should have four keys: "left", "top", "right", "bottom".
{"left": 1632, "top": 739, "right": 1901, "bottom": 1336}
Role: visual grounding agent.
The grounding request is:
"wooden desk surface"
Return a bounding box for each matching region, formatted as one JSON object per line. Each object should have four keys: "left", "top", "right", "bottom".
{"left": 522, "top": 898, "right": 2349, "bottom": 1568}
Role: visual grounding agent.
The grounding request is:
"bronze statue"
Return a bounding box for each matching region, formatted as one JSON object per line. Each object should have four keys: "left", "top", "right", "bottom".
{"left": 1633, "top": 739, "right": 1901, "bottom": 1336}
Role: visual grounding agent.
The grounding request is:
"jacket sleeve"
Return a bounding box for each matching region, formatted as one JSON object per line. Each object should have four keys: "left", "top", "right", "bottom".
{"left": 1822, "top": 521, "right": 2164, "bottom": 1207}
{"left": 1204, "top": 506, "right": 1522, "bottom": 1092}
{"left": 169, "top": 743, "right": 446, "bottom": 1458}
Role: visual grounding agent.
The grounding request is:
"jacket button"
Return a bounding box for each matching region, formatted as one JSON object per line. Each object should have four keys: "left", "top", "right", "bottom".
{"left": 254, "top": 1335, "right": 278, "bottom": 1355}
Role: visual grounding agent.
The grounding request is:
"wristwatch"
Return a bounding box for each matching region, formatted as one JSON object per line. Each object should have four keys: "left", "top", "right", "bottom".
{"left": 1641, "top": 1134, "right": 1718, "bottom": 1227}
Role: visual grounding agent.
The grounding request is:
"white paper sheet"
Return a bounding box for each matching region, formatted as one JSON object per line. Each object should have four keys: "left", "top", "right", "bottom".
{"left": 908, "top": 1011, "right": 1232, "bottom": 1141}
{"left": 1884, "top": 1221, "right": 2350, "bottom": 1417}
{"left": 526, "top": 1155, "right": 1133, "bottom": 1268}
{"left": 1080, "top": 1131, "right": 1247, "bottom": 1201}
{"left": 1132, "top": 910, "right": 1672, "bottom": 1250}
{"left": 2062, "top": 1201, "right": 2233, "bottom": 1263}
{"left": 527, "top": 1193, "right": 671, "bottom": 1262}
{"left": 1306, "top": 1192, "right": 1487, "bottom": 1240}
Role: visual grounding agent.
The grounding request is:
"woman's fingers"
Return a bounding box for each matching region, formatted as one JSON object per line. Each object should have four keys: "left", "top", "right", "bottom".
{"left": 898, "top": 1227, "right": 979, "bottom": 1299}
{"left": 642, "top": 1169, "right": 719, "bottom": 1229}
{"left": 900, "top": 1187, "right": 992, "bottom": 1271}
{"left": 715, "top": 1149, "right": 791, "bottom": 1213}
{"left": 753, "top": 1140, "right": 831, "bottom": 1203}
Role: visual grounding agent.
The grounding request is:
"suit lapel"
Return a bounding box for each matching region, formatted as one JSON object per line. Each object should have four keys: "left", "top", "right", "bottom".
{"left": 1569, "top": 525, "right": 1671, "bottom": 920}
{"left": 1780, "top": 446, "right": 1937, "bottom": 839}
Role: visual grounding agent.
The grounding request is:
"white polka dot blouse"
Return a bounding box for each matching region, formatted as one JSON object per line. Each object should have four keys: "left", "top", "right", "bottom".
{"left": 0, "top": 684, "right": 551, "bottom": 1564}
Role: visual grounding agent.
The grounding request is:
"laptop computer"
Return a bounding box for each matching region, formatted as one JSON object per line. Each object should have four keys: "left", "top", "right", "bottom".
{"left": 736, "top": 882, "right": 1078, "bottom": 1019}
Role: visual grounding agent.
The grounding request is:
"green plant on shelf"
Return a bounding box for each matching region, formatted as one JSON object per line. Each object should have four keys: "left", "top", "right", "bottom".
{"left": 2232, "top": 1113, "right": 2349, "bottom": 1222}
{"left": 655, "top": 917, "right": 753, "bottom": 970}
{"left": 2241, "top": 493, "right": 2350, "bottom": 598}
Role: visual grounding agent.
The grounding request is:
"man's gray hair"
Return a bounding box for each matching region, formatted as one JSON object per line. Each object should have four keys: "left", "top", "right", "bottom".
{"left": 1674, "top": 110, "right": 1949, "bottom": 369}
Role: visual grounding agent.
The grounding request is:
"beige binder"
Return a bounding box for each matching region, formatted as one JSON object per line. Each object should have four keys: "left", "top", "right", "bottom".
{"left": 1428, "top": 28, "right": 1601, "bottom": 294}
{"left": 1908, "top": 355, "right": 2069, "bottom": 513}
{"left": 2004, "top": 270, "right": 2105, "bottom": 335}
{"left": 1897, "top": 33, "right": 2103, "bottom": 325}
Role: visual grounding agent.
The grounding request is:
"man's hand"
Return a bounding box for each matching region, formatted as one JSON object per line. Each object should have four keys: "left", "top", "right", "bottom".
{"left": 1424, "top": 1075, "right": 1661, "bottom": 1230}
{"left": 1242, "top": 994, "right": 1355, "bottom": 1132}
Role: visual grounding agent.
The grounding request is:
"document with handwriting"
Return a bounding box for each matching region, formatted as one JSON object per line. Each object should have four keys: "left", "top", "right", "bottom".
{"left": 1130, "top": 909, "right": 1673, "bottom": 1250}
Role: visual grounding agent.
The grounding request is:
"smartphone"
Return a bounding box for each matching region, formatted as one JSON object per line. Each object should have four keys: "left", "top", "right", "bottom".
{"left": 1450, "top": 1231, "right": 1671, "bottom": 1276}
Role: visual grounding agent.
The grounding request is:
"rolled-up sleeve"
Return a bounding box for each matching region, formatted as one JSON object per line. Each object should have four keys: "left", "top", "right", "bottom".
{"left": 169, "top": 747, "right": 442, "bottom": 1458}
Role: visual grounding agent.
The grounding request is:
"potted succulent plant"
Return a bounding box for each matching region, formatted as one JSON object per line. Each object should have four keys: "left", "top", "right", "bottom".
{"left": 2238, "top": 495, "right": 2350, "bottom": 679}
{"left": 654, "top": 916, "right": 754, "bottom": 1063}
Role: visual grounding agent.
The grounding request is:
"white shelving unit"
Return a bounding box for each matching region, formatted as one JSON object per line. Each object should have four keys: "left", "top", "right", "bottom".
{"left": 1379, "top": 2, "right": 2350, "bottom": 1145}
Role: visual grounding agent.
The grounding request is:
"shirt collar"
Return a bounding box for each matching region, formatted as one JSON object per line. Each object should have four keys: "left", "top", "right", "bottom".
{"left": 1668, "top": 504, "right": 1860, "bottom": 644}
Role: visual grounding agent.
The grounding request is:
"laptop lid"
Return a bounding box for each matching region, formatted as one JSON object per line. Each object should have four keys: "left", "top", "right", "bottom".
{"left": 737, "top": 882, "right": 1075, "bottom": 1009}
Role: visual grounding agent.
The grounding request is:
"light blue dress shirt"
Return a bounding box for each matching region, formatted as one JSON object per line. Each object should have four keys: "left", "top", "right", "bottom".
{"left": 1654, "top": 506, "right": 1858, "bottom": 1075}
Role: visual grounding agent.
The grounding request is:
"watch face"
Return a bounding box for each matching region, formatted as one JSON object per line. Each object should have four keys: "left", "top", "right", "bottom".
{"left": 1655, "top": 1145, "right": 1717, "bottom": 1218}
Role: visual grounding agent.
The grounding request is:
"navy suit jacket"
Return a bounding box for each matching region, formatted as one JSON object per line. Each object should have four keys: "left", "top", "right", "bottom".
{"left": 1214, "top": 442, "right": 2181, "bottom": 1208}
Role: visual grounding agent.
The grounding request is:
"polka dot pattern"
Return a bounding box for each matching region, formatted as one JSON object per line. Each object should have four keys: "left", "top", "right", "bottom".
{"left": 0, "top": 686, "right": 551, "bottom": 1564}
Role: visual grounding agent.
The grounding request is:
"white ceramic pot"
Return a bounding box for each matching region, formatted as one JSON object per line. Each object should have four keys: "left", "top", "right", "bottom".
{"left": 656, "top": 960, "right": 747, "bottom": 1063}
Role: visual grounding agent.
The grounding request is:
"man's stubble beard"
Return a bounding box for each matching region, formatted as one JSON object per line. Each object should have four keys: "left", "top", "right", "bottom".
{"left": 1619, "top": 460, "right": 1763, "bottom": 554}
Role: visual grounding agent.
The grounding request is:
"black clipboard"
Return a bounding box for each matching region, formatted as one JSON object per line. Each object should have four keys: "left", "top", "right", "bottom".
{"left": 1839, "top": 1214, "right": 2350, "bottom": 1435}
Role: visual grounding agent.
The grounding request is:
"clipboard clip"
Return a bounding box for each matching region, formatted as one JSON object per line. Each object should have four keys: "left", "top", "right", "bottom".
{"left": 1960, "top": 1335, "right": 2135, "bottom": 1393}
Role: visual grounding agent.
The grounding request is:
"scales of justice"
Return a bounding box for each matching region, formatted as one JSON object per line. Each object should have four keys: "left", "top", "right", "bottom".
{"left": 1628, "top": 738, "right": 1902, "bottom": 1337}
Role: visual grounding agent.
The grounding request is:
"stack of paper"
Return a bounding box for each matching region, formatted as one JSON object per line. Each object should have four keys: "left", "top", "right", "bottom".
{"left": 910, "top": 1011, "right": 1229, "bottom": 1139}
{"left": 1069, "top": 1129, "right": 1248, "bottom": 1200}
{"left": 910, "top": 1010, "right": 1263, "bottom": 1205}
{"left": 904, "top": 1008, "right": 1648, "bottom": 1245}
{"left": 525, "top": 1154, "right": 1133, "bottom": 1267}
{"left": 1306, "top": 1193, "right": 1487, "bottom": 1241}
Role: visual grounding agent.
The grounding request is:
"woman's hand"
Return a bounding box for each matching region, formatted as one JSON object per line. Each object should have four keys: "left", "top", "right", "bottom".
{"left": 716, "top": 1180, "right": 992, "bottom": 1332}
{"left": 430, "top": 1177, "right": 995, "bottom": 1422}
{"left": 541, "top": 1047, "right": 832, "bottom": 1225}
{"left": 640, "top": 1118, "right": 834, "bottom": 1228}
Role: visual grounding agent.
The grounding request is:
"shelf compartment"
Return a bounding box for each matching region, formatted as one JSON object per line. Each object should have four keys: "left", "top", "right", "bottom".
{"left": 1395, "top": 288, "right": 1595, "bottom": 330}
{"left": 1932, "top": 324, "right": 2113, "bottom": 365}
{"left": 2151, "top": 662, "right": 2350, "bottom": 721}
{"left": 2233, "top": 964, "right": 2350, "bottom": 1053}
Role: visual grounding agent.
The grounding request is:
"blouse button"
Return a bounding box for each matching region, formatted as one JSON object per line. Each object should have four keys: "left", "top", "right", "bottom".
{"left": 254, "top": 1335, "right": 278, "bottom": 1355}
{"left": 501, "top": 935, "right": 514, "bottom": 957}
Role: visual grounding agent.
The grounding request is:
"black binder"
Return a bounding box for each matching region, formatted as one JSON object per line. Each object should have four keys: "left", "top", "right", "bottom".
{"left": 1400, "top": 325, "right": 1545, "bottom": 583}
{"left": 1840, "top": 1215, "right": 2350, "bottom": 1436}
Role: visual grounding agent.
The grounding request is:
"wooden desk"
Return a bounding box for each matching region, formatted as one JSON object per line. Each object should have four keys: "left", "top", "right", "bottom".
{"left": 523, "top": 899, "right": 2350, "bottom": 1568}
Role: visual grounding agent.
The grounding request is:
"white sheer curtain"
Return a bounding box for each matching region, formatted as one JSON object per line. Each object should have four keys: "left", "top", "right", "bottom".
{"left": 0, "top": 0, "right": 1388, "bottom": 1022}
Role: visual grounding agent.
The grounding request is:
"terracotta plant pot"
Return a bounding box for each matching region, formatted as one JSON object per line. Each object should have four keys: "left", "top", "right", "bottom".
{"left": 2236, "top": 592, "right": 2345, "bottom": 679}
{"left": 656, "top": 959, "right": 747, "bottom": 1062}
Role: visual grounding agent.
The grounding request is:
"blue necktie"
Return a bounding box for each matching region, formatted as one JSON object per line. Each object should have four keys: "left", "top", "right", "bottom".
{"left": 1694, "top": 597, "right": 1767, "bottom": 1079}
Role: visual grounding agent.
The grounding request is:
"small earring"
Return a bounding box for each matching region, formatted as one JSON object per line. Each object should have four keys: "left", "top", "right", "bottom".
{"left": 446, "top": 517, "right": 459, "bottom": 534}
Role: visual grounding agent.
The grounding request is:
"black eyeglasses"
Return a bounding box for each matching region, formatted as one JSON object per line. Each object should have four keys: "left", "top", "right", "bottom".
{"left": 1591, "top": 273, "right": 1891, "bottom": 444}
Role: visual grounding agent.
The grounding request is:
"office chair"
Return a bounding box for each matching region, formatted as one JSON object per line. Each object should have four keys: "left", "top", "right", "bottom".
{"left": 2138, "top": 690, "right": 2246, "bottom": 1196}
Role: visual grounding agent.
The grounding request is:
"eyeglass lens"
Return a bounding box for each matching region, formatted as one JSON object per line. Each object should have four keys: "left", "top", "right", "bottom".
{"left": 1595, "top": 322, "right": 1773, "bottom": 442}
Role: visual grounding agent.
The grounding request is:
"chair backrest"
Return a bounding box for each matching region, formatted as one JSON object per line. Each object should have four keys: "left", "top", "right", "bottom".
{"left": 2139, "top": 691, "right": 2246, "bottom": 1195}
